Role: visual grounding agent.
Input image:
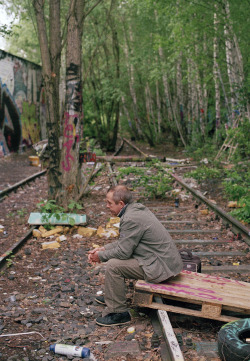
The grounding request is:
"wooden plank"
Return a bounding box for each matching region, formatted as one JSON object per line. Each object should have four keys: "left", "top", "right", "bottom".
{"left": 154, "top": 296, "right": 185, "bottom": 361}
{"left": 201, "top": 302, "right": 222, "bottom": 318}
{"left": 135, "top": 273, "right": 250, "bottom": 310}
{"left": 168, "top": 229, "right": 222, "bottom": 234}
{"left": 202, "top": 265, "right": 250, "bottom": 273}
{"left": 145, "top": 301, "right": 239, "bottom": 323}
{"left": 160, "top": 220, "right": 200, "bottom": 224}
{"left": 175, "top": 239, "right": 231, "bottom": 245}
{"left": 194, "top": 251, "right": 245, "bottom": 257}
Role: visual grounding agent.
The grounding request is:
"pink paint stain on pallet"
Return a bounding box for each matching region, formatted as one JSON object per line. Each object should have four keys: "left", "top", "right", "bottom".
{"left": 182, "top": 270, "right": 248, "bottom": 287}
{"left": 136, "top": 281, "right": 224, "bottom": 302}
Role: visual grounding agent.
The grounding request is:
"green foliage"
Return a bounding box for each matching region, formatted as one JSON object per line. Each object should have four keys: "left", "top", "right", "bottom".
{"left": 230, "top": 196, "right": 250, "bottom": 224}
{"left": 186, "top": 142, "right": 218, "bottom": 162}
{"left": 222, "top": 169, "right": 249, "bottom": 200}
{"left": 117, "top": 160, "right": 172, "bottom": 199}
{"left": 6, "top": 252, "right": 15, "bottom": 268}
{"left": 223, "top": 165, "right": 250, "bottom": 223}
{"left": 232, "top": 119, "right": 250, "bottom": 161}
{"left": 184, "top": 166, "right": 222, "bottom": 183}
{"left": 80, "top": 138, "right": 105, "bottom": 156}
{"left": 37, "top": 199, "right": 83, "bottom": 227}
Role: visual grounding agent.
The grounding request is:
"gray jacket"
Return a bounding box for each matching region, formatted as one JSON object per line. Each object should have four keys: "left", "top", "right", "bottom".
{"left": 98, "top": 202, "right": 183, "bottom": 283}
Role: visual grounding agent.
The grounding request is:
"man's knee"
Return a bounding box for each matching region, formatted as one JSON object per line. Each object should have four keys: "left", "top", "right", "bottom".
{"left": 106, "top": 258, "right": 124, "bottom": 274}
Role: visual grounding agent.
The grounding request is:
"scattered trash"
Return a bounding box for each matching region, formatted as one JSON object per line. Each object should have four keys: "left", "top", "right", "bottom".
{"left": 200, "top": 209, "right": 209, "bottom": 215}
{"left": 96, "top": 290, "right": 103, "bottom": 296}
{"left": 72, "top": 234, "right": 83, "bottom": 239}
{"left": 174, "top": 198, "right": 179, "bottom": 207}
{"left": 28, "top": 155, "right": 40, "bottom": 166}
{"left": 78, "top": 227, "right": 97, "bottom": 237}
{"left": 227, "top": 201, "right": 239, "bottom": 208}
{"left": 0, "top": 331, "right": 45, "bottom": 338}
{"left": 200, "top": 158, "right": 208, "bottom": 164}
{"left": 55, "top": 235, "right": 67, "bottom": 242}
{"left": 32, "top": 229, "right": 42, "bottom": 238}
{"left": 42, "top": 240, "right": 60, "bottom": 250}
{"left": 106, "top": 217, "right": 120, "bottom": 228}
{"left": 41, "top": 226, "right": 64, "bottom": 238}
{"left": 233, "top": 262, "right": 240, "bottom": 266}
{"left": 127, "top": 327, "right": 135, "bottom": 334}
{"left": 0, "top": 225, "right": 4, "bottom": 233}
{"left": 96, "top": 226, "right": 119, "bottom": 238}
{"left": 49, "top": 344, "right": 90, "bottom": 358}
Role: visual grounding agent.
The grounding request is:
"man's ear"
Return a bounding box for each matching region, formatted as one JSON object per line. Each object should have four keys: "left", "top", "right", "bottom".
{"left": 119, "top": 200, "right": 125, "bottom": 207}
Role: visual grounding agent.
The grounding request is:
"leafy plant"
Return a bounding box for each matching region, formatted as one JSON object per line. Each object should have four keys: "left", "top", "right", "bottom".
{"left": 117, "top": 160, "right": 172, "bottom": 199}
{"left": 222, "top": 166, "right": 250, "bottom": 224}
{"left": 6, "top": 252, "right": 15, "bottom": 268}
{"left": 184, "top": 166, "right": 222, "bottom": 183}
{"left": 37, "top": 199, "right": 83, "bottom": 227}
{"left": 230, "top": 196, "right": 250, "bottom": 224}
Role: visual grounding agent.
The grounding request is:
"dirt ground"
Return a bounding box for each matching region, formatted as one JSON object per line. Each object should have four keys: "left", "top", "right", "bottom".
{"left": 0, "top": 142, "right": 248, "bottom": 361}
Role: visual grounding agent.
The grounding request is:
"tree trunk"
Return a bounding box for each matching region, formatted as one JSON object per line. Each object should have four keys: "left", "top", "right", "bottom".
{"left": 213, "top": 7, "right": 220, "bottom": 129}
{"left": 32, "top": 0, "right": 61, "bottom": 200}
{"left": 59, "top": 0, "right": 85, "bottom": 207}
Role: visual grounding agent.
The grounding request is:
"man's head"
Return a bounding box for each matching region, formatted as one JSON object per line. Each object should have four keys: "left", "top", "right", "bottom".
{"left": 106, "top": 185, "right": 133, "bottom": 216}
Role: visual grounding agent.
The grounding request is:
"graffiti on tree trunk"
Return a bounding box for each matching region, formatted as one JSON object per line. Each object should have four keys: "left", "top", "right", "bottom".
{"left": 62, "top": 62, "right": 81, "bottom": 172}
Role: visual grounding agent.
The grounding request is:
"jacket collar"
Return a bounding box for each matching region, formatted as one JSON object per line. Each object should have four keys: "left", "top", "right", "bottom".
{"left": 118, "top": 203, "right": 128, "bottom": 218}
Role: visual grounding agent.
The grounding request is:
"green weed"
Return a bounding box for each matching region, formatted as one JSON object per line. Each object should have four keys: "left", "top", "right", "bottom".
{"left": 117, "top": 160, "right": 172, "bottom": 199}
{"left": 37, "top": 199, "right": 83, "bottom": 227}
{"left": 184, "top": 166, "right": 222, "bottom": 183}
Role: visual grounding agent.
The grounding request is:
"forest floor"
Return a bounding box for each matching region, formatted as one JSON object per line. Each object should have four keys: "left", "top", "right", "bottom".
{"left": 0, "top": 141, "right": 245, "bottom": 361}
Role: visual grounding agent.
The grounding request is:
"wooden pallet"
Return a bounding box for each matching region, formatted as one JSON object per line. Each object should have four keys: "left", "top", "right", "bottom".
{"left": 133, "top": 270, "right": 250, "bottom": 322}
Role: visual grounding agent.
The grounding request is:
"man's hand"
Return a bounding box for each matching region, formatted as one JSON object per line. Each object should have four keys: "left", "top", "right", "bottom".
{"left": 88, "top": 247, "right": 105, "bottom": 264}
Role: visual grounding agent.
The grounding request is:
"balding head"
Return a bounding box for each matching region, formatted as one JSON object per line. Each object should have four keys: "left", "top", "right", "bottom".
{"left": 107, "top": 185, "right": 133, "bottom": 205}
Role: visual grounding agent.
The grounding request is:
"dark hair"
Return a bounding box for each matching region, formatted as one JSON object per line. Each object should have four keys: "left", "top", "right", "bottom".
{"left": 107, "top": 185, "right": 133, "bottom": 205}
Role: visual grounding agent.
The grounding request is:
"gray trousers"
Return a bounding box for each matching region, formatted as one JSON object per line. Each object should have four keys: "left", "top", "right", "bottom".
{"left": 104, "top": 258, "right": 145, "bottom": 313}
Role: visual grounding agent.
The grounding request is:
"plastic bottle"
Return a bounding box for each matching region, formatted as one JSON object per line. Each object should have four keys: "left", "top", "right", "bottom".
{"left": 49, "top": 343, "right": 90, "bottom": 358}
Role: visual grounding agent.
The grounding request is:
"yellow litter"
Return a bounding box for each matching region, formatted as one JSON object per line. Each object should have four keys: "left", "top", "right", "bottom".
{"left": 78, "top": 227, "right": 97, "bottom": 237}
{"left": 200, "top": 209, "right": 209, "bottom": 215}
{"left": 41, "top": 226, "right": 64, "bottom": 238}
{"left": 42, "top": 240, "right": 60, "bottom": 249}
{"left": 39, "top": 226, "right": 47, "bottom": 234}
{"left": 33, "top": 229, "right": 42, "bottom": 238}
{"left": 106, "top": 217, "right": 120, "bottom": 228}
{"left": 228, "top": 201, "right": 238, "bottom": 208}
{"left": 97, "top": 226, "right": 119, "bottom": 238}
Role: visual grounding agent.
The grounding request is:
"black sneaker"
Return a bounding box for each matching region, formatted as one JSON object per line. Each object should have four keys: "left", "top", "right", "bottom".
{"left": 96, "top": 312, "right": 131, "bottom": 326}
{"left": 95, "top": 296, "right": 106, "bottom": 305}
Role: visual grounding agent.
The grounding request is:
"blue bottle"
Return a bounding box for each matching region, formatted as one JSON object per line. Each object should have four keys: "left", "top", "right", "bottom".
{"left": 50, "top": 343, "right": 90, "bottom": 358}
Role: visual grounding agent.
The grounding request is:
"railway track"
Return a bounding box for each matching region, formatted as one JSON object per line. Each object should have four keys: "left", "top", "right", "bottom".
{"left": 0, "top": 147, "right": 249, "bottom": 361}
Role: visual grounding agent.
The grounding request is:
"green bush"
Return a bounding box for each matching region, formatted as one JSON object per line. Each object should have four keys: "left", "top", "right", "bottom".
{"left": 184, "top": 166, "right": 222, "bottom": 183}
{"left": 117, "top": 160, "right": 172, "bottom": 199}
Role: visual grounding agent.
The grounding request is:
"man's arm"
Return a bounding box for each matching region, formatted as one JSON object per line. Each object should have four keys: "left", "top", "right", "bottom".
{"left": 98, "top": 218, "right": 144, "bottom": 262}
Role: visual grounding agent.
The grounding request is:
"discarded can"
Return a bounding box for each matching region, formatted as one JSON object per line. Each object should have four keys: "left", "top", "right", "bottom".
{"left": 49, "top": 344, "right": 90, "bottom": 358}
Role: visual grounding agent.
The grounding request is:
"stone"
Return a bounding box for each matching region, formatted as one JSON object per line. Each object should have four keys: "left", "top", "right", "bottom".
{"left": 104, "top": 340, "right": 141, "bottom": 359}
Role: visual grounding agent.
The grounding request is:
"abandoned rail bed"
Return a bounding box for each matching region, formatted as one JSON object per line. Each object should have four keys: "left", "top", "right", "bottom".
{"left": 0, "top": 147, "right": 249, "bottom": 361}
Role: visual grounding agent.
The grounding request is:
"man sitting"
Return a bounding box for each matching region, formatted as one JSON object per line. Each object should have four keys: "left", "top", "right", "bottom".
{"left": 88, "top": 185, "right": 183, "bottom": 326}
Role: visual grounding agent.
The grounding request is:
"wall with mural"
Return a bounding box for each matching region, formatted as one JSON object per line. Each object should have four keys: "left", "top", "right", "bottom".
{"left": 0, "top": 49, "right": 46, "bottom": 157}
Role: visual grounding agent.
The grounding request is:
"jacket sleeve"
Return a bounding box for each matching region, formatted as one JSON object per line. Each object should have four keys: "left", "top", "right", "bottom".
{"left": 98, "top": 218, "right": 144, "bottom": 262}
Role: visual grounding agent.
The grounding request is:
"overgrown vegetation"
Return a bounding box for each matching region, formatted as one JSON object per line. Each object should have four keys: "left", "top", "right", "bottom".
{"left": 184, "top": 122, "right": 249, "bottom": 224}
{"left": 184, "top": 166, "right": 222, "bottom": 183}
{"left": 37, "top": 200, "right": 83, "bottom": 228}
{"left": 117, "top": 160, "right": 172, "bottom": 199}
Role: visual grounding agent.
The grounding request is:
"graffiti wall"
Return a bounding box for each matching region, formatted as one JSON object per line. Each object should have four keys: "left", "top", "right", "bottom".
{"left": 0, "top": 50, "right": 46, "bottom": 157}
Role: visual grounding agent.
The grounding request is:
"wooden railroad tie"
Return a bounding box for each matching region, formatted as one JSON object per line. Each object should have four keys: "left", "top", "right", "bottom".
{"left": 133, "top": 270, "right": 250, "bottom": 323}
